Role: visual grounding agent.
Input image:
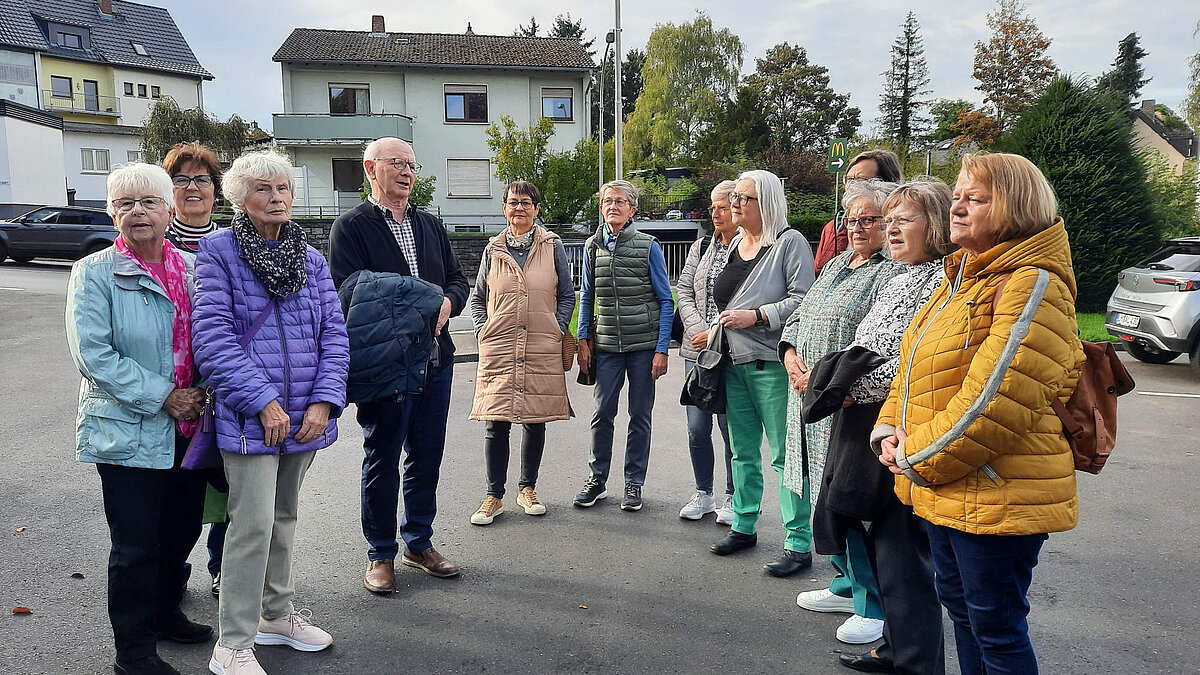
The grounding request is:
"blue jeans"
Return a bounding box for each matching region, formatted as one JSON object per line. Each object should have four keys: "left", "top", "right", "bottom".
{"left": 589, "top": 350, "right": 656, "bottom": 486}
{"left": 925, "top": 522, "right": 1048, "bottom": 675}
{"left": 683, "top": 359, "right": 733, "bottom": 496}
{"left": 206, "top": 520, "right": 228, "bottom": 576}
{"left": 359, "top": 364, "right": 453, "bottom": 560}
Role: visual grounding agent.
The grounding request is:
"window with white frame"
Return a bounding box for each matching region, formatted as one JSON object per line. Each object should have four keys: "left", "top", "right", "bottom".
{"left": 542, "top": 87, "right": 573, "bottom": 121}
{"left": 131, "top": 42, "right": 148, "bottom": 56}
{"left": 446, "top": 159, "right": 491, "bottom": 197}
{"left": 444, "top": 84, "right": 488, "bottom": 123}
{"left": 81, "top": 149, "right": 110, "bottom": 173}
{"left": 329, "top": 84, "right": 369, "bottom": 115}
{"left": 127, "top": 150, "right": 145, "bottom": 163}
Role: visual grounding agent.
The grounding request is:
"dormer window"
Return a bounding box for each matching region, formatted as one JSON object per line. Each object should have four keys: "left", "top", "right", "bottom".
{"left": 58, "top": 31, "right": 83, "bottom": 49}
{"left": 131, "top": 42, "right": 148, "bottom": 56}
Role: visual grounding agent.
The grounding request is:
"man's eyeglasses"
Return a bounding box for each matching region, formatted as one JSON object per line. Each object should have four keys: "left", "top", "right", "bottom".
{"left": 112, "top": 197, "right": 168, "bottom": 213}
{"left": 882, "top": 215, "right": 923, "bottom": 229}
{"left": 729, "top": 194, "right": 758, "bottom": 206}
{"left": 172, "top": 174, "right": 214, "bottom": 189}
{"left": 844, "top": 215, "right": 884, "bottom": 231}
{"left": 601, "top": 198, "right": 631, "bottom": 207}
{"left": 372, "top": 158, "right": 422, "bottom": 173}
{"left": 505, "top": 200, "right": 537, "bottom": 210}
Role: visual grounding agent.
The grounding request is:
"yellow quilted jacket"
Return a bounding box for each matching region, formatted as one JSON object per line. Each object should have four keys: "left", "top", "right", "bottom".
{"left": 872, "top": 220, "right": 1084, "bottom": 535}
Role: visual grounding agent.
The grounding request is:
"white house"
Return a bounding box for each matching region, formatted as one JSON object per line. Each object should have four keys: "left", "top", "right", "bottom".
{"left": 272, "top": 16, "right": 594, "bottom": 231}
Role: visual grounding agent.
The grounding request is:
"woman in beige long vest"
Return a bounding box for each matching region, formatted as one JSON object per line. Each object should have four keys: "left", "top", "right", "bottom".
{"left": 467, "top": 181, "right": 576, "bottom": 525}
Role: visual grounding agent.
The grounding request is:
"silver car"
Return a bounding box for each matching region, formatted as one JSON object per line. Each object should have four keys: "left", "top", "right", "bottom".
{"left": 1105, "top": 236, "right": 1200, "bottom": 375}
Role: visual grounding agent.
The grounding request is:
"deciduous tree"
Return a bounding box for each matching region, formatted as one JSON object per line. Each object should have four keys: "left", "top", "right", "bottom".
{"left": 1182, "top": 19, "right": 1200, "bottom": 132}
{"left": 694, "top": 86, "right": 771, "bottom": 163}
{"left": 744, "top": 42, "right": 860, "bottom": 153}
{"left": 972, "top": 0, "right": 1057, "bottom": 132}
{"left": 484, "top": 115, "right": 556, "bottom": 185}
{"left": 878, "top": 12, "right": 931, "bottom": 154}
{"left": 590, "top": 48, "right": 645, "bottom": 142}
{"left": 140, "top": 98, "right": 250, "bottom": 165}
{"left": 949, "top": 108, "right": 999, "bottom": 151}
{"left": 929, "top": 98, "right": 973, "bottom": 141}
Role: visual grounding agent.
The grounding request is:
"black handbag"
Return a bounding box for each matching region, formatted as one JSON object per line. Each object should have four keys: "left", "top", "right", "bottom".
{"left": 680, "top": 324, "right": 728, "bottom": 414}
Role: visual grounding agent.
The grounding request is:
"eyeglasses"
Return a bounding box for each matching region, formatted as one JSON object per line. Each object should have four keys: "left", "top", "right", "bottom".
{"left": 844, "top": 215, "right": 884, "bottom": 231}
{"left": 111, "top": 197, "right": 168, "bottom": 213}
{"left": 601, "top": 198, "right": 631, "bottom": 207}
{"left": 505, "top": 200, "right": 537, "bottom": 210}
{"left": 729, "top": 194, "right": 758, "bottom": 206}
{"left": 372, "top": 158, "right": 421, "bottom": 173}
{"left": 846, "top": 176, "right": 884, "bottom": 184}
{"left": 882, "top": 215, "right": 924, "bottom": 229}
{"left": 172, "top": 174, "right": 214, "bottom": 189}
{"left": 707, "top": 205, "right": 729, "bottom": 214}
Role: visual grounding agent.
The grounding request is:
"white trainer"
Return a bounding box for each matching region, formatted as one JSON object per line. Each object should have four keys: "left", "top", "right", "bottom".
{"left": 255, "top": 610, "right": 332, "bottom": 652}
{"left": 679, "top": 491, "right": 717, "bottom": 520}
{"left": 837, "top": 614, "right": 885, "bottom": 644}
{"left": 797, "top": 588, "right": 856, "bottom": 613}
{"left": 209, "top": 645, "right": 266, "bottom": 675}
{"left": 714, "top": 494, "right": 735, "bottom": 525}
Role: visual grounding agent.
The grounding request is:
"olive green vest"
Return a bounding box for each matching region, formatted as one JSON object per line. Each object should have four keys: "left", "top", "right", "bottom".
{"left": 588, "top": 225, "right": 660, "bottom": 353}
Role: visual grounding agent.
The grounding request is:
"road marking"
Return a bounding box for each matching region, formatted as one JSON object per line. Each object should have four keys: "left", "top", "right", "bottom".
{"left": 1137, "top": 391, "right": 1200, "bottom": 399}
{"left": 0, "top": 286, "right": 25, "bottom": 291}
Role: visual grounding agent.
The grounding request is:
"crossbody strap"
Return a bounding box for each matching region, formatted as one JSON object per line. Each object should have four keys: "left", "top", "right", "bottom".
{"left": 238, "top": 298, "right": 277, "bottom": 349}
{"left": 991, "top": 268, "right": 1073, "bottom": 429}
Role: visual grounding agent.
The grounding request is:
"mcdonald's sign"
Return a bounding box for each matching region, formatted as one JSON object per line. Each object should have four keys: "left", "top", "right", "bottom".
{"left": 826, "top": 138, "right": 849, "bottom": 174}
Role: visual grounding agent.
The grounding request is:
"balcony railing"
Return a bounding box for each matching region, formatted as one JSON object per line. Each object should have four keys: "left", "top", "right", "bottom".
{"left": 44, "top": 90, "right": 120, "bottom": 117}
{"left": 273, "top": 113, "right": 414, "bottom": 145}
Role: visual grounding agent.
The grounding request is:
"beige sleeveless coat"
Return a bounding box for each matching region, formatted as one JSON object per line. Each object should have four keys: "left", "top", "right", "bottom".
{"left": 469, "top": 227, "right": 572, "bottom": 423}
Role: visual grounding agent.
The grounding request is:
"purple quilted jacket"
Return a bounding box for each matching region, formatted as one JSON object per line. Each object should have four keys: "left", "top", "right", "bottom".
{"left": 193, "top": 228, "right": 349, "bottom": 455}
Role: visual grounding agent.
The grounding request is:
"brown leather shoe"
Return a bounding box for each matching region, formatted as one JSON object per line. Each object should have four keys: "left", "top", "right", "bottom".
{"left": 364, "top": 559, "right": 395, "bottom": 593}
{"left": 401, "top": 547, "right": 460, "bottom": 578}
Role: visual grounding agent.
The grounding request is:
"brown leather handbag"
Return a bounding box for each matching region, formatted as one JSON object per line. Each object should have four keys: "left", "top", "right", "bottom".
{"left": 561, "top": 328, "right": 578, "bottom": 372}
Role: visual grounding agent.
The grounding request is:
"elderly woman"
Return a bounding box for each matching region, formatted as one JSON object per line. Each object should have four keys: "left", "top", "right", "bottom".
{"left": 675, "top": 180, "right": 738, "bottom": 523}
{"left": 804, "top": 181, "right": 958, "bottom": 674}
{"left": 66, "top": 163, "right": 211, "bottom": 675}
{"left": 781, "top": 180, "right": 903, "bottom": 645}
{"left": 707, "top": 170, "right": 816, "bottom": 577}
{"left": 874, "top": 154, "right": 1083, "bottom": 675}
{"left": 467, "top": 181, "right": 575, "bottom": 525}
{"left": 162, "top": 142, "right": 222, "bottom": 253}
{"left": 193, "top": 151, "right": 349, "bottom": 675}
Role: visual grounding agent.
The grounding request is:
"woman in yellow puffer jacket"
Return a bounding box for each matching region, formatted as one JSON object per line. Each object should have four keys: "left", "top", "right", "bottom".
{"left": 871, "top": 153, "right": 1084, "bottom": 675}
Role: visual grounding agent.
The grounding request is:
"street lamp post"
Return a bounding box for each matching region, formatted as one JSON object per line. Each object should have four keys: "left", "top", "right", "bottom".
{"left": 613, "top": 0, "right": 623, "bottom": 181}
{"left": 599, "top": 33, "right": 613, "bottom": 230}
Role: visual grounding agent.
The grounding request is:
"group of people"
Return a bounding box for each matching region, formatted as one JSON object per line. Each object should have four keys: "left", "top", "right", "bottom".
{"left": 67, "top": 136, "right": 1084, "bottom": 675}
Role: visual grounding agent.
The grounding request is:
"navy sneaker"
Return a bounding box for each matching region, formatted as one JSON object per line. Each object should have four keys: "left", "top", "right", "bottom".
{"left": 573, "top": 478, "right": 607, "bottom": 507}
{"left": 620, "top": 484, "right": 643, "bottom": 511}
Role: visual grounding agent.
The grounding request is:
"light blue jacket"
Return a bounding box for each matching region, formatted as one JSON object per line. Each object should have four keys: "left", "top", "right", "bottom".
{"left": 65, "top": 246, "right": 196, "bottom": 469}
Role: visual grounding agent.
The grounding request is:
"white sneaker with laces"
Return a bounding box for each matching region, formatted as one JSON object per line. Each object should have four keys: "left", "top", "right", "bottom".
{"left": 255, "top": 609, "right": 333, "bottom": 652}
{"left": 714, "top": 494, "right": 735, "bottom": 525}
{"left": 797, "top": 588, "right": 856, "bottom": 613}
{"left": 679, "top": 491, "right": 717, "bottom": 520}
{"left": 837, "top": 614, "right": 885, "bottom": 644}
{"left": 209, "top": 644, "right": 266, "bottom": 675}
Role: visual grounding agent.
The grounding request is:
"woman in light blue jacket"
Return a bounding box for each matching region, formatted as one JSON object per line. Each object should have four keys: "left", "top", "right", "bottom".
{"left": 66, "top": 162, "right": 211, "bottom": 675}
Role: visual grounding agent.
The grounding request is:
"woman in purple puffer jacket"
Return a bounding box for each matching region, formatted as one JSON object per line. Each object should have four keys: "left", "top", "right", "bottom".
{"left": 192, "top": 151, "right": 349, "bottom": 675}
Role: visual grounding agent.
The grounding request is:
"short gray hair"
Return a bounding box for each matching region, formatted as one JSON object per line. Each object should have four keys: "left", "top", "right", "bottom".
{"left": 363, "top": 137, "right": 412, "bottom": 163}
{"left": 106, "top": 163, "right": 174, "bottom": 217}
{"left": 736, "top": 169, "right": 789, "bottom": 246}
{"left": 222, "top": 151, "right": 295, "bottom": 210}
{"left": 843, "top": 180, "right": 900, "bottom": 213}
{"left": 710, "top": 180, "right": 736, "bottom": 203}
{"left": 600, "top": 180, "right": 638, "bottom": 208}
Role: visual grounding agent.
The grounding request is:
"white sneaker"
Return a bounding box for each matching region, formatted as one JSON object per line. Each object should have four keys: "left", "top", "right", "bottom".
{"left": 210, "top": 644, "right": 267, "bottom": 675}
{"left": 255, "top": 610, "right": 332, "bottom": 652}
{"left": 679, "top": 491, "right": 716, "bottom": 520}
{"left": 837, "top": 614, "right": 885, "bottom": 644}
{"left": 714, "top": 494, "right": 735, "bottom": 525}
{"left": 797, "top": 588, "right": 855, "bottom": 613}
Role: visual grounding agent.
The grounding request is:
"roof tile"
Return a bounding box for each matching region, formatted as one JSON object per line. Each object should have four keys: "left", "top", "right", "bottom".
{"left": 274, "top": 29, "right": 594, "bottom": 70}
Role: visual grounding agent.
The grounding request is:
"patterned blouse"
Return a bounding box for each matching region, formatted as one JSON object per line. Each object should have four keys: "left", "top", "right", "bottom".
{"left": 703, "top": 238, "right": 732, "bottom": 322}
{"left": 780, "top": 249, "right": 903, "bottom": 502}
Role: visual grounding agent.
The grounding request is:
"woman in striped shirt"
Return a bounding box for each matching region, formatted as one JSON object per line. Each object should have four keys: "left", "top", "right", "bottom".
{"left": 162, "top": 142, "right": 221, "bottom": 253}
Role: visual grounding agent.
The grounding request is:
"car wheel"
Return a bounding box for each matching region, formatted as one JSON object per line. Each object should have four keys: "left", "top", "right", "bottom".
{"left": 1126, "top": 340, "right": 1182, "bottom": 364}
{"left": 1191, "top": 341, "right": 1200, "bottom": 379}
{"left": 0, "top": 241, "right": 7, "bottom": 264}
{"left": 11, "top": 255, "right": 32, "bottom": 263}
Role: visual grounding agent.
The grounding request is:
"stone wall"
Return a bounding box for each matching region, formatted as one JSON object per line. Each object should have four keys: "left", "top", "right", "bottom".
{"left": 282, "top": 218, "right": 491, "bottom": 281}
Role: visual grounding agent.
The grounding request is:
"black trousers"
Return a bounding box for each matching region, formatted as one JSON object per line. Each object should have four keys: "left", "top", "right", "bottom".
{"left": 484, "top": 421, "right": 546, "bottom": 498}
{"left": 95, "top": 435, "right": 207, "bottom": 661}
{"left": 864, "top": 493, "right": 946, "bottom": 675}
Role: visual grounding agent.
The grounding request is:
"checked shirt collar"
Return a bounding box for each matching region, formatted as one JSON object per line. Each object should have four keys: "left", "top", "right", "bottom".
{"left": 369, "top": 196, "right": 420, "bottom": 278}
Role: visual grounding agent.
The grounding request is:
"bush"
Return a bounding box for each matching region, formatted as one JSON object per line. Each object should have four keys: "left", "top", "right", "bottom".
{"left": 1000, "top": 76, "right": 1160, "bottom": 311}
{"left": 788, "top": 213, "right": 831, "bottom": 241}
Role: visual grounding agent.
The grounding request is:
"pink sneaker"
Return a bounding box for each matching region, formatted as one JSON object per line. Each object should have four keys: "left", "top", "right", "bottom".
{"left": 209, "top": 644, "right": 266, "bottom": 675}
{"left": 254, "top": 610, "right": 332, "bottom": 652}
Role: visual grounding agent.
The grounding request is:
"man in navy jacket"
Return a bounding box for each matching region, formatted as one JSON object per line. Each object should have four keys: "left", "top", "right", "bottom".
{"left": 329, "top": 137, "right": 469, "bottom": 593}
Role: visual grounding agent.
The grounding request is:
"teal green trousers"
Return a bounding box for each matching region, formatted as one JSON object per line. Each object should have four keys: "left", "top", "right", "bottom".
{"left": 829, "top": 528, "right": 884, "bottom": 619}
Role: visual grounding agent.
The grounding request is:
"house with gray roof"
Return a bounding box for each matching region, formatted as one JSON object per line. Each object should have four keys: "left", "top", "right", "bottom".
{"left": 272, "top": 15, "right": 594, "bottom": 230}
{"left": 1132, "top": 99, "right": 1197, "bottom": 176}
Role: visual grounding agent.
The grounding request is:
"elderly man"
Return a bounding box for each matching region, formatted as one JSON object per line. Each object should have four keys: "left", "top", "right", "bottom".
{"left": 329, "top": 137, "right": 469, "bottom": 593}
{"left": 574, "top": 180, "right": 674, "bottom": 512}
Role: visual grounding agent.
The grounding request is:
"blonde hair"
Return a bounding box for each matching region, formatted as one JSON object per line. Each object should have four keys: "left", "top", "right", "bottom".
{"left": 710, "top": 180, "right": 736, "bottom": 203}
{"left": 883, "top": 180, "right": 958, "bottom": 258}
{"left": 959, "top": 153, "right": 1058, "bottom": 242}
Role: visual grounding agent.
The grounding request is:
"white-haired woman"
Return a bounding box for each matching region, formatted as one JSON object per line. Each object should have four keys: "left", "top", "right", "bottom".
{"left": 676, "top": 180, "right": 738, "bottom": 522}
{"left": 66, "top": 163, "right": 211, "bottom": 675}
{"left": 708, "top": 170, "right": 817, "bottom": 578}
{"left": 192, "top": 152, "right": 349, "bottom": 675}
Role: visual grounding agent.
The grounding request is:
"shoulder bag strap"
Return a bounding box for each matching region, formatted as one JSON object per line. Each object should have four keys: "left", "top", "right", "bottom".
{"left": 238, "top": 298, "right": 276, "bottom": 349}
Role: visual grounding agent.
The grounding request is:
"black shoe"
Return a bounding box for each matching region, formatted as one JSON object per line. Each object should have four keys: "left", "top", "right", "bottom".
{"left": 155, "top": 614, "right": 213, "bottom": 644}
{"left": 764, "top": 549, "right": 813, "bottom": 578}
{"left": 710, "top": 530, "right": 757, "bottom": 555}
{"left": 113, "top": 654, "right": 181, "bottom": 675}
{"left": 838, "top": 649, "right": 895, "bottom": 673}
{"left": 210, "top": 572, "right": 220, "bottom": 599}
{"left": 573, "top": 478, "right": 607, "bottom": 507}
{"left": 620, "top": 484, "right": 643, "bottom": 511}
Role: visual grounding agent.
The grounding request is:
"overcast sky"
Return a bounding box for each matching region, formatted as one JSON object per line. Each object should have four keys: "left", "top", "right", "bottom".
{"left": 162, "top": 0, "right": 1199, "bottom": 136}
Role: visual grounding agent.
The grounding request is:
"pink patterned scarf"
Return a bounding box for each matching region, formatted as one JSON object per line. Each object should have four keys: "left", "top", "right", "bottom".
{"left": 115, "top": 235, "right": 198, "bottom": 437}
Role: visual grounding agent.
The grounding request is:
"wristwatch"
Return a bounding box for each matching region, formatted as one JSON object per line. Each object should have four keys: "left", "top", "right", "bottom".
{"left": 753, "top": 308, "right": 766, "bottom": 326}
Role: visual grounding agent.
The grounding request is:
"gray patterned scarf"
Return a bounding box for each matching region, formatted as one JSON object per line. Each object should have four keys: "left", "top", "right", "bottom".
{"left": 232, "top": 212, "right": 308, "bottom": 297}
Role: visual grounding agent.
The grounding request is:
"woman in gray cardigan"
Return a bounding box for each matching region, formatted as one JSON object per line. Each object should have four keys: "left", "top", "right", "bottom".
{"left": 707, "top": 169, "right": 817, "bottom": 579}
{"left": 676, "top": 180, "right": 738, "bottom": 523}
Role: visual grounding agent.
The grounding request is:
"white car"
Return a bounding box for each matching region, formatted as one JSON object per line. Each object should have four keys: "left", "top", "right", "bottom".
{"left": 665, "top": 209, "right": 683, "bottom": 220}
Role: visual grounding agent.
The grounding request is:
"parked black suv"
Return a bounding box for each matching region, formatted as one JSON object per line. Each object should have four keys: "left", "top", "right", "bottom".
{"left": 0, "top": 206, "right": 115, "bottom": 263}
